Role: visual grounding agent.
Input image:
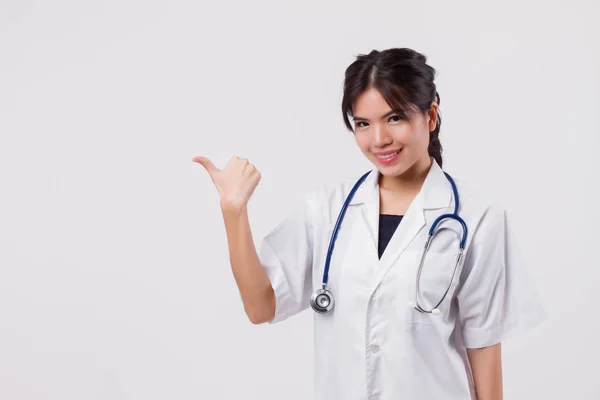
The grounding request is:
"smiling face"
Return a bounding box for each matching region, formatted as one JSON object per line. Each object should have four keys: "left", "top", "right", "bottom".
{"left": 352, "top": 87, "right": 438, "bottom": 180}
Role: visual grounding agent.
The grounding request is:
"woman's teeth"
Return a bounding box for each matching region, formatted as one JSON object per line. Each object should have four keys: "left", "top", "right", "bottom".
{"left": 376, "top": 150, "right": 399, "bottom": 159}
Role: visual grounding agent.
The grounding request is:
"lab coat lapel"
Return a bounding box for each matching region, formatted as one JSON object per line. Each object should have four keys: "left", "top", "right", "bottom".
{"left": 372, "top": 159, "right": 452, "bottom": 288}
{"left": 374, "top": 191, "right": 426, "bottom": 282}
{"left": 347, "top": 168, "right": 380, "bottom": 260}
{"left": 347, "top": 167, "right": 426, "bottom": 271}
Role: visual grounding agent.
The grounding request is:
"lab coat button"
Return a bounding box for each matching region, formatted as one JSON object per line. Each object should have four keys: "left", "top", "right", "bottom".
{"left": 370, "top": 396, "right": 379, "bottom": 400}
{"left": 370, "top": 344, "right": 380, "bottom": 353}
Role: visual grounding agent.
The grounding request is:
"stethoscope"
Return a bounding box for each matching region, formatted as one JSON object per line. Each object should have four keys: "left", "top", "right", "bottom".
{"left": 309, "top": 169, "right": 468, "bottom": 316}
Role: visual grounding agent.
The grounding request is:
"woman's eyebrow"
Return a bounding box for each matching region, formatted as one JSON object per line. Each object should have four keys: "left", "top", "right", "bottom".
{"left": 353, "top": 110, "right": 400, "bottom": 122}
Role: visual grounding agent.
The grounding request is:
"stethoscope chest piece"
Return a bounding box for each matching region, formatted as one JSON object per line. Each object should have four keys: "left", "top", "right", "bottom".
{"left": 310, "top": 285, "right": 334, "bottom": 314}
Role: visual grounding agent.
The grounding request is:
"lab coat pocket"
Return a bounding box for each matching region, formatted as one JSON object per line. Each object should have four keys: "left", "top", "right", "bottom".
{"left": 399, "top": 250, "right": 461, "bottom": 325}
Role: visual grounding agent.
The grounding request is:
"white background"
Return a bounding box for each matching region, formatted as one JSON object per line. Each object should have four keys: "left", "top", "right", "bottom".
{"left": 1, "top": 0, "right": 598, "bottom": 399}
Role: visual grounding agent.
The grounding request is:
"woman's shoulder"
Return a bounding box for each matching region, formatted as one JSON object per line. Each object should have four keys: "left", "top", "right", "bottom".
{"left": 447, "top": 175, "right": 511, "bottom": 238}
{"left": 449, "top": 174, "right": 504, "bottom": 213}
{"left": 299, "top": 171, "right": 370, "bottom": 220}
{"left": 312, "top": 170, "right": 371, "bottom": 199}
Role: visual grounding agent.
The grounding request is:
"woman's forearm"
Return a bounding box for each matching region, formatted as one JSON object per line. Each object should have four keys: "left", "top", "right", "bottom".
{"left": 221, "top": 205, "right": 275, "bottom": 324}
{"left": 467, "top": 343, "right": 503, "bottom": 400}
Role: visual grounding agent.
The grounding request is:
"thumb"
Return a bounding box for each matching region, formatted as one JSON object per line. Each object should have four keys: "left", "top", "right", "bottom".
{"left": 192, "top": 156, "right": 220, "bottom": 177}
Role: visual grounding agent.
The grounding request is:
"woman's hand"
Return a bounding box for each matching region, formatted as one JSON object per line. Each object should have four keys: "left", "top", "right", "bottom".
{"left": 192, "top": 156, "right": 262, "bottom": 214}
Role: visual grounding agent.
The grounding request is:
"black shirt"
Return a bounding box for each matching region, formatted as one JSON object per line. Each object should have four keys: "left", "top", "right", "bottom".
{"left": 378, "top": 214, "right": 404, "bottom": 259}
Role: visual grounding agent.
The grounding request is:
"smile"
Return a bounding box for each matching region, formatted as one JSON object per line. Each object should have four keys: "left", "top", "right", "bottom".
{"left": 375, "top": 150, "right": 400, "bottom": 159}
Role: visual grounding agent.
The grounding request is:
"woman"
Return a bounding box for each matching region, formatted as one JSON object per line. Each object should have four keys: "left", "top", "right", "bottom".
{"left": 193, "top": 48, "right": 546, "bottom": 400}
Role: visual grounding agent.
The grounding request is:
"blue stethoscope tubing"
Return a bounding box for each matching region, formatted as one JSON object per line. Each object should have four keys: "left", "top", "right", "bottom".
{"left": 309, "top": 169, "right": 468, "bottom": 315}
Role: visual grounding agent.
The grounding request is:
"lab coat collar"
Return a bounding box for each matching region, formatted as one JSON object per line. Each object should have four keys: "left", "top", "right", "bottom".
{"left": 348, "top": 158, "right": 452, "bottom": 210}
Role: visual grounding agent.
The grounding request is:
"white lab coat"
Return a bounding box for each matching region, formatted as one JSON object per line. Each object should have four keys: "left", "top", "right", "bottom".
{"left": 259, "top": 159, "right": 547, "bottom": 400}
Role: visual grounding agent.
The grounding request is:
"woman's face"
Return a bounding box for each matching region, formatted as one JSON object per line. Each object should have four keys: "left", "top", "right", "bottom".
{"left": 352, "top": 87, "right": 438, "bottom": 178}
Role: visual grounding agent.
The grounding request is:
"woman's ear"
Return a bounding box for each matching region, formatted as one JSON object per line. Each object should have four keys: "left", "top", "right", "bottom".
{"left": 428, "top": 102, "right": 439, "bottom": 131}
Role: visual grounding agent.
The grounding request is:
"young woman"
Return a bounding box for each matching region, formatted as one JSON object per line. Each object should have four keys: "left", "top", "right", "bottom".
{"left": 193, "top": 48, "right": 546, "bottom": 400}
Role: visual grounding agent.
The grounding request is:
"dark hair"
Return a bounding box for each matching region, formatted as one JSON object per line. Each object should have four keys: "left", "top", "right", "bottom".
{"left": 341, "top": 48, "right": 443, "bottom": 167}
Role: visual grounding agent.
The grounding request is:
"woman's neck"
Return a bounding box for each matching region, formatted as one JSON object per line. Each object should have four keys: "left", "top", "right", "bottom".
{"left": 377, "top": 157, "right": 432, "bottom": 215}
{"left": 378, "top": 156, "right": 432, "bottom": 195}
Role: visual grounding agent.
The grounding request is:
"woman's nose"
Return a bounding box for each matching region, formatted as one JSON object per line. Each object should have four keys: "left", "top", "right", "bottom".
{"left": 373, "top": 125, "right": 392, "bottom": 147}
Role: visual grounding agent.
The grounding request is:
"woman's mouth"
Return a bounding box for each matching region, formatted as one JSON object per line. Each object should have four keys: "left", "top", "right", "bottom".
{"left": 374, "top": 149, "right": 401, "bottom": 164}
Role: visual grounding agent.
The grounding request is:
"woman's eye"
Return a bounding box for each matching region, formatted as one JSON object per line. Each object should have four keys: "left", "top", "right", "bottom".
{"left": 356, "top": 121, "right": 368, "bottom": 128}
{"left": 389, "top": 115, "right": 402, "bottom": 122}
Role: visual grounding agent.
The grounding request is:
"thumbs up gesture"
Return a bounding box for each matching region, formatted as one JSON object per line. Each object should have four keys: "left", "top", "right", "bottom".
{"left": 193, "top": 156, "right": 262, "bottom": 214}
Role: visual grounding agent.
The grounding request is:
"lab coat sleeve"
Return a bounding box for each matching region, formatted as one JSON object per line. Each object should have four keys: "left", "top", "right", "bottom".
{"left": 258, "top": 190, "right": 317, "bottom": 324}
{"left": 456, "top": 206, "right": 548, "bottom": 349}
